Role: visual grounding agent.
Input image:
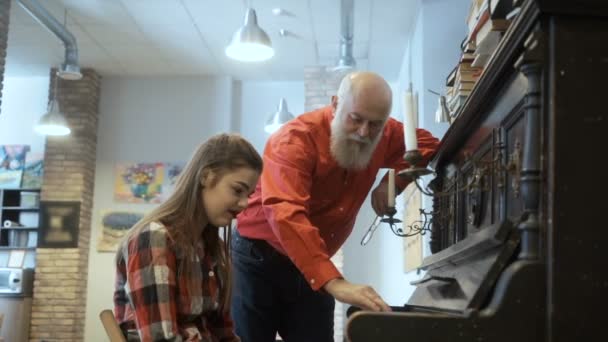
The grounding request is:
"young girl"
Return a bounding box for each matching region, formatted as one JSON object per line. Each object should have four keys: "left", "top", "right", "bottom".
{"left": 114, "top": 133, "right": 262, "bottom": 341}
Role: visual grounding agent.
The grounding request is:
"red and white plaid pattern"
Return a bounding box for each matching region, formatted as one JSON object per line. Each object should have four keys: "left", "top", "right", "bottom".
{"left": 114, "top": 222, "right": 239, "bottom": 341}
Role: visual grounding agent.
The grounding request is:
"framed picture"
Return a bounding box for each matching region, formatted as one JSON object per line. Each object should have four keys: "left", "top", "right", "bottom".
{"left": 7, "top": 250, "right": 26, "bottom": 268}
{"left": 402, "top": 184, "right": 423, "bottom": 273}
{"left": 38, "top": 201, "right": 80, "bottom": 248}
{"left": 97, "top": 210, "right": 145, "bottom": 252}
{"left": 0, "top": 145, "right": 30, "bottom": 189}
{"left": 114, "top": 162, "right": 164, "bottom": 203}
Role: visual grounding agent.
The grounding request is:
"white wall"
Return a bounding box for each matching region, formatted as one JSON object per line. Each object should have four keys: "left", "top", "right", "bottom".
{"left": 0, "top": 76, "right": 49, "bottom": 153}
{"left": 239, "top": 81, "right": 304, "bottom": 153}
{"left": 83, "top": 75, "right": 235, "bottom": 341}
{"left": 343, "top": 0, "right": 471, "bottom": 309}
{"left": 83, "top": 76, "right": 305, "bottom": 341}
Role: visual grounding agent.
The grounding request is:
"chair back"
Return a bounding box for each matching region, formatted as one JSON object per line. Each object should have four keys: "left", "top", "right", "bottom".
{"left": 0, "top": 312, "right": 5, "bottom": 341}
{"left": 99, "top": 310, "right": 127, "bottom": 342}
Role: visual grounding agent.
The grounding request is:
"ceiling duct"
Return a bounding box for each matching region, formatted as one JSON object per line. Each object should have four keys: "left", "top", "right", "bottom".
{"left": 334, "top": 0, "right": 356, "bottom": 70}
{"left": 17, "top": 0, "right": 82, "bottom": 80}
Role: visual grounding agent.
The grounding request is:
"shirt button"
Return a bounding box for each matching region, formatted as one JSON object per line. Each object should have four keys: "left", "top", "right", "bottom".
{"left": 209, "top": 271, "right": 214, "bottom": 277}
{"left": 310, "top": 278, "right": 315, "bottom": 284}
{"left": 331, "top": 233, "right": 335, "bottom": 239}
{"left": 339, "top": 207, "right": 344, "bottom": 212}
{"left": 213, "top": 302, "right": 219, "bottom": 309}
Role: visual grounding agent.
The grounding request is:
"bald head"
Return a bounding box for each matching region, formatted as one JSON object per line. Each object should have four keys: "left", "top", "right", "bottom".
{"left": 329, "top": 71, "right": 392, "bottom": 170}
{"left": 336, "top": 71, "right": 392, "bottom": 117}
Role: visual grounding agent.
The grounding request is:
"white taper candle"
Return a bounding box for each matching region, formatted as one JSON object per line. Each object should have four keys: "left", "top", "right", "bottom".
{"left": 388, "top": 168, "right": 395, "bottom": 208}
{"left": 403, "top": 90, "right": 418, "bottom": 151}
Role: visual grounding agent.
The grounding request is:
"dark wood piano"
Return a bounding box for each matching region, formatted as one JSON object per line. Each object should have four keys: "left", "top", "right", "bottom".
{"left": 346, "top": 1, "right": 608, "bottom": 341}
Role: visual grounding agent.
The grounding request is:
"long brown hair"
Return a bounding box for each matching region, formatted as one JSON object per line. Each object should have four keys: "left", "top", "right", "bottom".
{"left": 119, "top": 133, "right": 262, "bottom": 312}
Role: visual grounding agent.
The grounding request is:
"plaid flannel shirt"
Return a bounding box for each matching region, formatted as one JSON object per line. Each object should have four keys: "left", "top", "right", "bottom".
{"left": 114, "top": 222, "right": 239, "bottom": 342}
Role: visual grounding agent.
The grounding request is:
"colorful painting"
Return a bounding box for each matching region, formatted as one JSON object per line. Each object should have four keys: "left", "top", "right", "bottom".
{"left": 22, "top": 152, "right": 44, "bottom": 189}
{"left": 97, "top": 210, "right": 145, "bottom": 252}
{"left": 0, "top": 145, "right": 30, "bottom": 188}
{"left": 160, "top": 162, "right": 186, "bottom": 201}
{"left": 114, "top": 163, "right": 164, "bottom": 203}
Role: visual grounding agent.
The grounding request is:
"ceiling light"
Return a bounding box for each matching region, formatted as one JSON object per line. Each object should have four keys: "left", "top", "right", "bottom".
{"left": 265, "top": 98, "right": 294, "bottom": 134}
{"left": 35, "top": 75, "right": 71, "bottom": 136}
{"left": 272, "top": 8, "right": 295, "bottom": 17}
{"left": 226, "top": 8, "right": 274, "bottom": 62}
{"left": 34, "top": 99, "right": 71, "bottom": 136}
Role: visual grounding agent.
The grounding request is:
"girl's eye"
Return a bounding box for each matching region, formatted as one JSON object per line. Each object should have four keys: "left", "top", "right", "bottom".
{"left": 233, "top": 187, "right": 243, "bottom": 195}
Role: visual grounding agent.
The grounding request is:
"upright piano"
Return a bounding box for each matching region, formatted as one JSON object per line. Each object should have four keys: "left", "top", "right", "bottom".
{"left": 346, "top": 1, "right": 608, "bottom": 341}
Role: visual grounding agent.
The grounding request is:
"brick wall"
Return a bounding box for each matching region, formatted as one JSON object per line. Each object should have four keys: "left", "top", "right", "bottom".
{"left": 304, "top": 65, "right": 351, "bottom": 342}
{"left": 29, "top": 68, "right": 101, "bottom": 341}
{"left": 304, "top": 66, "right": 350, "bottom": 112}
{"left": 0, "top": 0, "right": 11, "bottom": 115}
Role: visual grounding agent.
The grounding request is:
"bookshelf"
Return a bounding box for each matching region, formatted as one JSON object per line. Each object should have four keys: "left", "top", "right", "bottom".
{"left": 0, "top": 188, "right": 40, "bottom": 268}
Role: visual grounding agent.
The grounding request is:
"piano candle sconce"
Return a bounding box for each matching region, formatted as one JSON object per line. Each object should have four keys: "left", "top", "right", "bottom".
{"left": 399, "top": 135, "right": 522, "bottom": 201}
{"left": 360, "top": 141, "right": 523, "bottom": 245}
{"left": 360, "top": 207, "right": 436, "bottom": 246}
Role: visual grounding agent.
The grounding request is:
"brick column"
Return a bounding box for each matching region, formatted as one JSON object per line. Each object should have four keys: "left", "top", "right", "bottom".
{"left": 29, "top": 68, "right": 101, "bottom": 341}
{"left": 0, "top": 0, "right": 11, "bottom": 115}
{"left": 304, "top": 66, "right": 350, "bottom": 112}
{"left": 304, "top": 65, "right": 351, "bottom": 342}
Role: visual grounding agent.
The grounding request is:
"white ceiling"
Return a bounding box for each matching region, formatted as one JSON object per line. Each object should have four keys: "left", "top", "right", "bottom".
{"left": 5, "top": 0, "right": 418, "bottom": 81}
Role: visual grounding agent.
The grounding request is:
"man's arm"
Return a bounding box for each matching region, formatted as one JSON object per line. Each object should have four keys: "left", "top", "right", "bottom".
{"left": 372, "top": 121, "right": 440, "bottom": 216}
{"left": 261, "top": 132, "right": 341, "bottom": 291}
{"left": 262, "top": 130, "right": 393, "bottom": 312}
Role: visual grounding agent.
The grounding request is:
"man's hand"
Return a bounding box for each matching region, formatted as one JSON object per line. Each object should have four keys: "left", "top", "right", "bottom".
{"left": 371, "top": 181, "right": 390, "bottom": 216}
{"left": 323, "top": 278, "right": 392, "bottom": 312}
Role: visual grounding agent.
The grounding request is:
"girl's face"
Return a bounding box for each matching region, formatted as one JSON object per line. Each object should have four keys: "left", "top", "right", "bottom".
{"left": 201, "top": 166, "right": 259, "bottom": 227}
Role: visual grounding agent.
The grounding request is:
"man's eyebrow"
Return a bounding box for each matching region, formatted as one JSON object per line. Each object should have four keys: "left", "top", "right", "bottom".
{"left": 351, "top": 112, "right": 383, "bottom": 124}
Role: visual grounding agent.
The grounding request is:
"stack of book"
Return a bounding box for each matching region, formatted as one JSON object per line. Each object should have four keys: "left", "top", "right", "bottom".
{"left": 470, "top": 0, "right": 513, "bottom": 69}
{"left": 444, "top": 0, "right": 516, "bottom": 120}
{"left": 445, "top": 57, "right": 483, "bottom": 117}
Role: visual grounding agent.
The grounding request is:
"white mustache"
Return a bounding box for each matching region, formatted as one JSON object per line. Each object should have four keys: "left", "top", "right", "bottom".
{"left": 348, "top": 134, "right": 372, "bottom": 144}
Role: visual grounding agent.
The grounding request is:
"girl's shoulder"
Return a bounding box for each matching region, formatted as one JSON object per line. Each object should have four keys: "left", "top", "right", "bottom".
{"left": 126, "top": 222, "right": 173, "bottom": 252}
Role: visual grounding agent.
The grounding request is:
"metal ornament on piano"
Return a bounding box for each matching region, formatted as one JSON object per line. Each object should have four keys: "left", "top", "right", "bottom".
{"left": 360, "top": 202, "right": 435, "bottom": 246}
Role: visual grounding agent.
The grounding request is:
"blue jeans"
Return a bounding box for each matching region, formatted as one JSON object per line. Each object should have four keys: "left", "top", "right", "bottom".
{"left": 231, "top": 230, "right": 335, "bottom": 342}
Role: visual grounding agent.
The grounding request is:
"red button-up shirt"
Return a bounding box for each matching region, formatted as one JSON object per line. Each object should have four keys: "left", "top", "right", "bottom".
{"left": 237, "top": 106, "right": 438, "bottom": 290}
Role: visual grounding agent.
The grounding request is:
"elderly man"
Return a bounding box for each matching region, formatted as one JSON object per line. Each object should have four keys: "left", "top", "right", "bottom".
{"left": 231, "top": 71, "right": 439, "bottom": 342}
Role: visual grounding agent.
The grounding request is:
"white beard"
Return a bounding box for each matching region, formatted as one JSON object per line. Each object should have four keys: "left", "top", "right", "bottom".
{"left": 330, "top": 112, "right": 383, "bottom": 170}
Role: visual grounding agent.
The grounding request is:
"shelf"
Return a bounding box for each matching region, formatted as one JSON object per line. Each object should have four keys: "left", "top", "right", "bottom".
{"left": 0, "top": 226, "right": 38, "bottom": 230}
{"left": 0, "top": 246, "right": 36, "bottom": 251}
{"left": 0, "top": 188, "right": 41, "bottom": 192}
{"left": 1, "top": 207, "right": 39, "bottom": 211}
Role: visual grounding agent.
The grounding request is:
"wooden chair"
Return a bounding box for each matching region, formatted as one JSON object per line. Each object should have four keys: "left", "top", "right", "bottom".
{"left": 99, "top": 309, "right": 127, "bottom": 342}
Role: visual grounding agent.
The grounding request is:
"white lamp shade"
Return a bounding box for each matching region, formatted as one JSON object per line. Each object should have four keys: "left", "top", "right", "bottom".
{"left": 34, "top": 100, "right": 71, "bottom": 136}
{"left": 265, "top": 98, "right": 294, "bottom": 134}
{"left": 226, "top": 8, "right": 274, "bottom": 62}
